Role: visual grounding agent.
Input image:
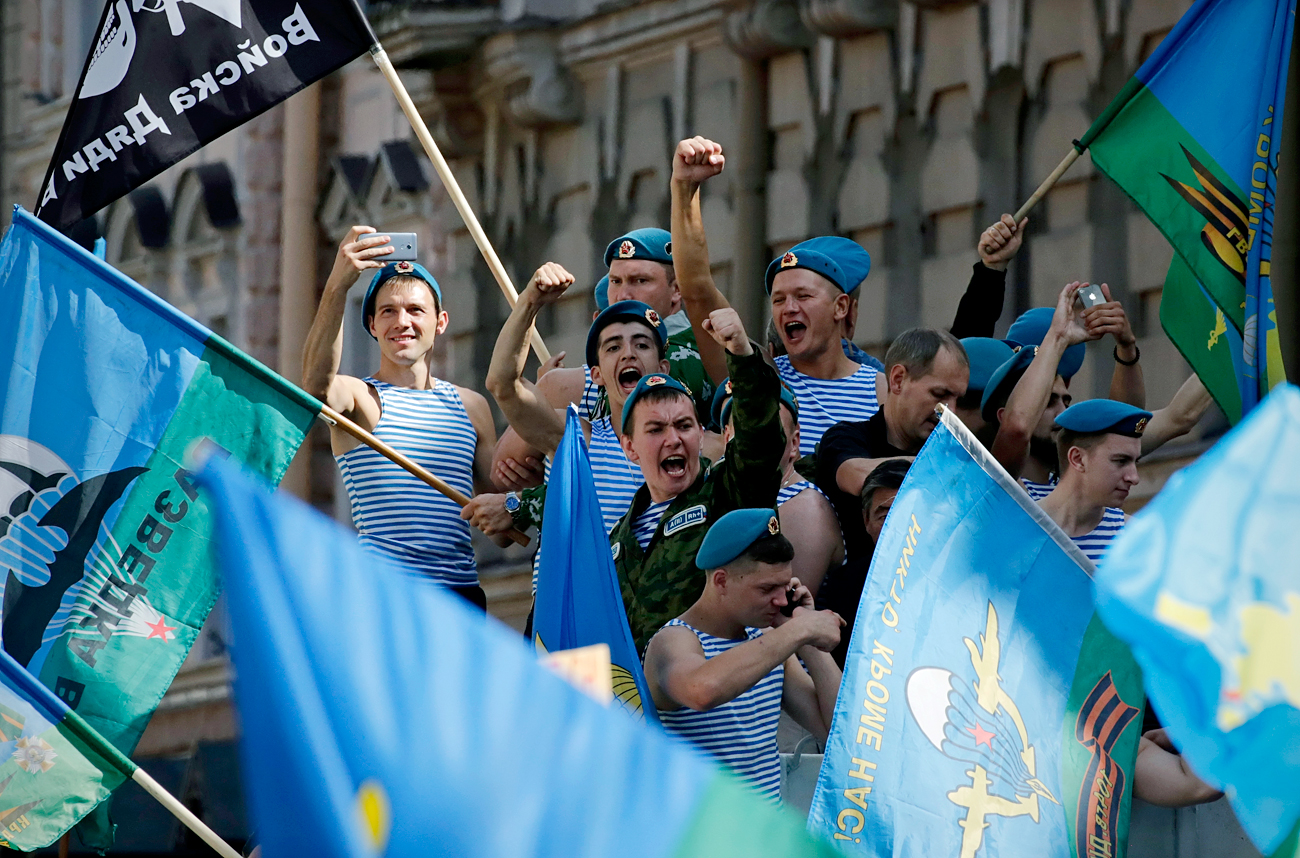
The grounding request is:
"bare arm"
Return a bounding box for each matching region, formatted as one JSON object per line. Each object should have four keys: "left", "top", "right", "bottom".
{"left": 781, "top": 646, "right": 844, "bottom": 741}
{"left": 1086, "top": 285, "right": 1144, "bottom": 408}
{"left": 1142, "top": 374, "right": 1212, "bottom": 455}
{"left": 490, "top": 365, "right": 588, "bottom": 490}
{"left": 671, "top": 137, "right": 732, "bottom": 387}
{"left": 302, "top": 226, "right": 394, "bottom": 421}
{"left": 778, "top": 490, "right": 844, "bottom": 596}
{"left": 1135, "top": 730, "right": 1222, "bottom": 808}
{"left": 644, "top": 607, "right": 841, "bottom": 712}
{"left": 835, "top": 456, "right": 914, "bottom": 496}
{"left": 484, "top": 264, "right": 575, "bottom": 458}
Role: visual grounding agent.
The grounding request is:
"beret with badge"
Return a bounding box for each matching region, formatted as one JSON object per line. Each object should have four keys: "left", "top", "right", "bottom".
{"left": 586, "top": 300, "right": 667, "bottom": 367}
{"left": 764, "top": 236, "right": 871, "bottom": 296}
{"left": 621, "top": 373, "right": 695, "bottom": 428}
{"left": 604, "top": 228, "right": 674, "bottom": 266}
{"left": 1054, "top": 399, "right": 1153, "bottom": 438}
{"left": 361, "top": 260, "right": 443, "bottom": 339}
{"left": 696, "top": 508, "right": 784, "bottom": 570}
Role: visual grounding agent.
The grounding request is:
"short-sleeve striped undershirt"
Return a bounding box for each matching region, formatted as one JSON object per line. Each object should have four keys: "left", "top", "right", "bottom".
{"left": 775, "top": 355, "right": 879, "bottom": 456}
{"left": 657, "top": 621, "right": 783, "bottom": 801}
{"left": 337, "top": 378, "right": 478, "bottom": 586}
{"left": 633, "top": 499, "right": 674, "bottom": 550}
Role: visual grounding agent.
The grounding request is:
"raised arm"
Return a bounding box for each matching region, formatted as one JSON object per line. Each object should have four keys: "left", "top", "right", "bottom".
{"left": 950, "top": 214, "right": 1026, "bottom": 338}
{"left": 990, "top": 282, "right": 1091, "bottom": 476}
{"left": 1085, "top": 284, "right": 1145, "bottom": 408}
{"left": 1134, "top": 729, "right": 1223, "bottom": 808}
{"left": 484, "top": 263, "right": 574, "bottom": 458}
{"left": 1142, "top": 374, "right": 1212, "bottom": 455}
{"left": 670, "top": 137, "right": 732, "bottom": 387}
{"left": 302, "top": 226, "right": 394, "bottom": 421}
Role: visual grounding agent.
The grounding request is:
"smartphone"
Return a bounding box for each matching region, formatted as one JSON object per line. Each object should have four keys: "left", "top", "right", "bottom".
{"left": 1076, "top": 283, "right": 1106, "bottom": 309}
{"left": 384, "top": 232, "right": 418, "bottom": 262}
{"left": 781, "top": 588, "right": 798, "bottom": 617}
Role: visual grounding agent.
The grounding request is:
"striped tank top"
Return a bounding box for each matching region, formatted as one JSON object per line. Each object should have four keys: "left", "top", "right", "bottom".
{"left": 1021, "top": 476, "right": 1056, "bottom": 500}
{"left": 657, "top": 621, "right": 784, "bottom": 800}
{"left": 777, "top": 480, "right": 845, "bottom": 568}
{"left": 532, "top": 416, "right": 644, "bottom": 591}
{"left": 580, "top": 365, "right": 605, "bottom": 419}
{"left": 337, "top": 378, "right": 478, "bottom": 586}
{"left": 775, "top": 355, "right": 879, "bottom": 456}
{"left": 1072, "top": 507, "right": 1126, "bottom": 564}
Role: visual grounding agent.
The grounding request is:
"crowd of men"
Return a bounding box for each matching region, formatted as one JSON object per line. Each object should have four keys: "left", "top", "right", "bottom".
{"left": 303, "top": 136, "right": 1222, "bottom": 812}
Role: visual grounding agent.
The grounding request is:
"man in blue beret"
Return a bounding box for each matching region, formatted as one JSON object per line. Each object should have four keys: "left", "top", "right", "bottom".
{"left": 1036, "top": 399, "right": 1151, "bottom": 563}
{"left": 302, "top": 226, "right": 501, "bottom": 609}
{"left": 713, "top": 381, "right": 844, "bottom": 596}
{"left": 488, "top": 228, "right": 716, "bottom": 492}
{"left": 463, "top": 265, "right": 674, "bottom": 583}
{"left": 951, "top": 336, "right": 1016, "bottom": 442}
{"left": 611, "top": 307, "right": 786, "bottom": 653}
{"left": 643, "top": 508, "right": 844, "bottom": 800}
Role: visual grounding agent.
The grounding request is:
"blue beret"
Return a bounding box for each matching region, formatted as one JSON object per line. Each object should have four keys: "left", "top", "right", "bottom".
{"left": 594, "top": 275, "right": 610, "bottom": 311}
{"left": 362, "top": 261, "right": 443, "bottom": 339}
{"left": 604, "top": 228, "right": 673, "bottom": 266}
{"left": 1006, "top": 308, "right": 1085, "bottom": 379}
{"left": 696, "top": 508, "right": 783, "bottom": 570}
{"left": 764, "top": 236, "right": 871, "bottom": 295}
{"left": 961, "top": 337, "right": 1017, "bottom": 393}
{"left": 621, "top": 373, "right": 694, "bottom": 429}
{"left": 710, "top": 377, "right": 798, "bottom": 430}
{"left": 1055, "top": 400, "right": 1153, "bottom": 437}
{"left": 980, "top": 346, "right": 1037, "bottom": 423}
{"left": 586, "top": 300, "right": 667, "bottom": 367}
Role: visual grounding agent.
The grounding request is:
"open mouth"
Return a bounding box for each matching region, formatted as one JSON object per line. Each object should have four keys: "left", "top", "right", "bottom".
{"left": 783, "top": 321, "right": 807, "bottom": 342}
{"left": 617, "top": 367, "right": 642, "bottom": 392}
{"left": 660, "top": 456, "right": 688, "bottom": 478}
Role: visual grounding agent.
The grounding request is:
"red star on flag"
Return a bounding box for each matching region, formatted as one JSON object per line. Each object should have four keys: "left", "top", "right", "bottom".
{"left": 145, "top": 616, "right": 177, "bottom": 641}
{"left": 969, "top": 722, "right": 995, "bottom": 748}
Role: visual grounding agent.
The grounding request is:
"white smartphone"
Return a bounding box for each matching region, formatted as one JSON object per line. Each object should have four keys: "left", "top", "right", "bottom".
{"left": 1076, "top": 283, "right": 1106, "bottom": 309}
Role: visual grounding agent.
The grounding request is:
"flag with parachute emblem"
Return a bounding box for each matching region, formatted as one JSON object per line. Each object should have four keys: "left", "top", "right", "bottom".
{"left": 1076, "top": 0, "right": 1293, "bottom": 417}
{"left": 534, "top": 407, "right": 657, "bottom": 722}
{"left": 0, "top": 206, "right": 319, "bottom": 847}
{"left": 35, "top": 0, "right": 376, "bottom": 232}
{"left": 808, "top": 409, "right": 1145, "bottom": 858}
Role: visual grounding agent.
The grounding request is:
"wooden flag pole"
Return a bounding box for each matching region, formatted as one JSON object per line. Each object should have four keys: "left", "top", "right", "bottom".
{"left": 318, "top": 405, "right": 531, "bottom": 547}
{"left": 1013, "top": 147, "right": 1083, "bottom": 222}
{"left": 130, "top": 768, "right": 243, "bottom": 858}
{"left": 369, "top": 46, "right": 553, "bottom": 364}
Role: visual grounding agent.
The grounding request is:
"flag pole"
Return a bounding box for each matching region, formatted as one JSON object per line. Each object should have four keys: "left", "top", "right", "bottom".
{"left": 1013, "top": 146, "right": 1083, "bottom": 222}
{"left": 318, "top": 405, "right": 531, "bottom": 547}
{"left": 368, "top": 46, "right": 553, "bottom": 364}
{"left": 51, "top": 706, "right": 243, "bottom": 858}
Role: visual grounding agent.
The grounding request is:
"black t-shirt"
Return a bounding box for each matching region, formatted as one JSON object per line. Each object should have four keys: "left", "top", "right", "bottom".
{"left": 816, "top": 550, "right": 873, "bottom": 668}
{"left": 814, "top": 410, "right": 909, "bottom": 562}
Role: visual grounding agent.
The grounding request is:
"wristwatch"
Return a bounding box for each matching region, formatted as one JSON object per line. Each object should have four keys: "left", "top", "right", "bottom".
{"left": 504, "top": 491, "right": 522, "bottom": 516}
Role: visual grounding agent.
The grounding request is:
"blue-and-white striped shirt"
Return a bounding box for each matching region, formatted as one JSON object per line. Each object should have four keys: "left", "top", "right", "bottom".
{"left": 633, "top": 499, "right": 674, "bottom": 550}
{"left": 657, "top": 621, "right": 783, "bottom": 801}
{"left": 775, "top": 355, "right": 879, "bottom": 455}
{"left": 1021, "top": 477, "right": 1056, "bottom": 500}
{"left": 1072, "top": 507, "right": 1126, "bottom": 563}
{"left": 337, "top": 378, "right": 478, "bottom": 586}
{"left": 777, "top": 479, "right": 823, "bottom": 506}
{"left": 589, "top": 417, "right": 644, "bottom": 532}
{"left": 580, "top": 365, "right": 603, "bottom": 419}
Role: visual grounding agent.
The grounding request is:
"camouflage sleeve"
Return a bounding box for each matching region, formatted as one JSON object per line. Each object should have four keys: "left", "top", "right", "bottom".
{"left": 513, "top": 484, "right": 546, "bottom": 532}
{"left": 712, "top": 347, "right": 784, "bottom": 512}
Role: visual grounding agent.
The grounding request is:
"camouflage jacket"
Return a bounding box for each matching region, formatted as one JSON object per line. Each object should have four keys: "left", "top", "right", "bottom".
{"left": 609, "top": 348, "right": 784, "bottom": 654}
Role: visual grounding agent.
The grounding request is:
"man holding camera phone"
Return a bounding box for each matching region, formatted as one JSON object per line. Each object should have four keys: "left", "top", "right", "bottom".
{"left": 302, "top": 226, "right": 502, "bottom": 609}
{"left": 642, "top": 508, "right": 844, "bottom": 800}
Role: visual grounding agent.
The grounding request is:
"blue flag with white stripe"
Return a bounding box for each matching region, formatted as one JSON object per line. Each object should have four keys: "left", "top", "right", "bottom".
{"left": 534, "top": 407, "right": 656, "bottom": 722}
{"left": 807, "top": 410, "right": 1144, "bottom": 858}
{"left": 1094, "top": 384, "right": 1300, "bottom": 854}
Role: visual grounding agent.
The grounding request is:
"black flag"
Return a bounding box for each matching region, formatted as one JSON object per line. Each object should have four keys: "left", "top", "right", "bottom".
{"left": 36, "top": 0, "right": 376, "bottom": 232}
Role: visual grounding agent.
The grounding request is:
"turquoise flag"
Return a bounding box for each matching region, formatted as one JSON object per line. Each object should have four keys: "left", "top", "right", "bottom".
{"left": 808, "top": 410, "right": 1144, "bottom": 858}
{"left": 534, "top": 406, "right": 655, "bottom": 722}
{"left": 197, "top": 457, "right": 841, "bottom": 857}
{"left": 1094, "top": 384, "right": 1300, "bottom": 854}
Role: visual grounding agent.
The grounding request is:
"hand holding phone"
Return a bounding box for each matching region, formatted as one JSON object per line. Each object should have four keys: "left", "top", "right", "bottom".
{"left": 384, "top": 232, "right": 418, "bottom": 262}
{"left": 1076, "top": 283, "right": 1106, "bottom": 309}
{"left": 781, "top": 588, "right": 798, "bottom": 617}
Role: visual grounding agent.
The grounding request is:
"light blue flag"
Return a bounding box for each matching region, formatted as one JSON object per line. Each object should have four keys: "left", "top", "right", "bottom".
{"left": 196, "top": 458, "right": 841, "bottom": 858}
{"left": 1094, "top": 384, "right": 1300, "bottom": 854}
{"left": 534, "top": 406, "right": 656, "bottom": 722}
{"left": 808, "top": 411, "right": 1144, "bottom": 858}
